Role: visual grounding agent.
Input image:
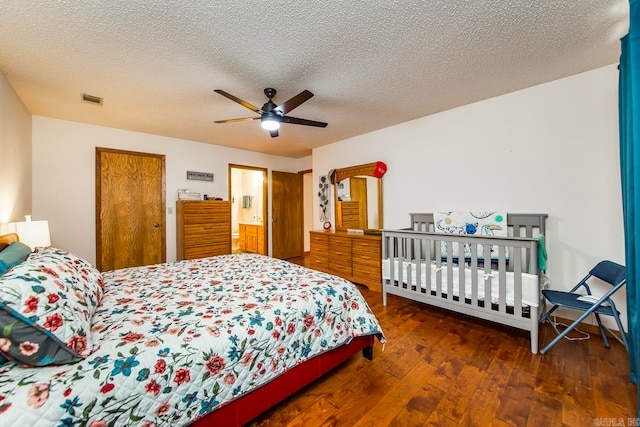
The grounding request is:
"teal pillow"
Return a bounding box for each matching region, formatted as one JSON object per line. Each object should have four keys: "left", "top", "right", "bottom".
{"left": 0, "top": 241, "right": 31, "bottom": 275}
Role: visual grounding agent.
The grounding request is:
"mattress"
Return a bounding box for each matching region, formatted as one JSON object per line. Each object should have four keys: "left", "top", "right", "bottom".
{"left": 382, "top": 258, "right": 539, "bottom": 307}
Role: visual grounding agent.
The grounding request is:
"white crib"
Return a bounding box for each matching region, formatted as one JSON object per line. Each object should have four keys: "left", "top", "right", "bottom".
{"left": 382, "top": 213, "right": 547, "bottom": 353}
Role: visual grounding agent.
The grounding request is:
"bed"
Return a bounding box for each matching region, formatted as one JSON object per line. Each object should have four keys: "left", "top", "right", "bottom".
{"left": 382, "top": 213, "right": 547, "bottom": 353}
{"left": 0, "top": 233, "right": 384, "bottom": 426}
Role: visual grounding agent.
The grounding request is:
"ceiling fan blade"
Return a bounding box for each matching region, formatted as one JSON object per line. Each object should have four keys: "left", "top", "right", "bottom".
{"left": 274, "top": 90, "right": 314, "bottom": 115}
{"left": 214, "top": 89, "right": 262, "bottom": 113}
{"left": 214, "top": 117, "right": 260, "bottom": 124}
{"left": 281, "top": 115, "right": 328, "bottom": 128}
{"left": 269, "top": 129, "right": 279, "bottom": 138}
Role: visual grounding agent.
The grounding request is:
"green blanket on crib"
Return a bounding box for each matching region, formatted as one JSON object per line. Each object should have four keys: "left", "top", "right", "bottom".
{"left": 537, "top": 234, "right": 547, "bottom": 271}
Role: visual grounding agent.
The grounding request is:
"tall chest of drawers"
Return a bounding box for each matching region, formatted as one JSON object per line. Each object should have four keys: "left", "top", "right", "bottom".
{"left": 309, "top": 230, "right": 381, "bottom": 292}
{"left": 176, "top": 200, "right": 231, "bottom": 260}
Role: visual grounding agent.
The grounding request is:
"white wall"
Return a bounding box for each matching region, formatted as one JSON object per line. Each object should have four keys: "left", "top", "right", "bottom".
{"left": 296, "top": 155, "right": 312, "bottom": 172}
{"left": 313, "top": 65, "right": 626, "bottom": 324}
{"left": 0, "top": 71, "right": 32, "bottom": 228}
{"left": 31, "top": 116, "right": 299, "bottom": 264}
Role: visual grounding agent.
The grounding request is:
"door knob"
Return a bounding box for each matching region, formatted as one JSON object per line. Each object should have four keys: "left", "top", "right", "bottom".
{"left": 273, "top": 219, "right": 277, "bottom": 222}
{"left": 154, "top": 223, "right": 160, "bottom": 227}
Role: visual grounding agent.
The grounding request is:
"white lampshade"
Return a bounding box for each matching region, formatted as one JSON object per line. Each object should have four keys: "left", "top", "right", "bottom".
{"left": 11, "top": 219, "right": 51, "bottom": 250}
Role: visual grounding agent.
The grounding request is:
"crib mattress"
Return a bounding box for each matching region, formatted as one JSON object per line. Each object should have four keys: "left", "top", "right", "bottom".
{"left": 382, "top": 259, "right": 539, "bottom": 307}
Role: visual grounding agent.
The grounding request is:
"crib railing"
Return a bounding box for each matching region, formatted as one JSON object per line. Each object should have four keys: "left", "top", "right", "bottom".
{"left": 408, "top": 213, "right": 547, "bottom": 272}
{"left": 408, "top": 213, "right": 547, "bottom": 236}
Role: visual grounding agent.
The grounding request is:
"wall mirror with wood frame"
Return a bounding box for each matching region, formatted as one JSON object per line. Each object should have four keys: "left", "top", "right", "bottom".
{"left": 333, "top": 162, "right": 383, "bottom": 231}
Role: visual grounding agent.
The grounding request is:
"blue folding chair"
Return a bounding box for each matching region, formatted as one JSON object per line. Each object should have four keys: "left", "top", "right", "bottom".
{"left": 540, "top": 260, "right": 628, "bottom": 354}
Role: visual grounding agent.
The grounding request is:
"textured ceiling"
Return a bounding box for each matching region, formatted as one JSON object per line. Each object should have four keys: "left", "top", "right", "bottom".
{"left": 0, "top": 1, "right": 629, "bottom": 158}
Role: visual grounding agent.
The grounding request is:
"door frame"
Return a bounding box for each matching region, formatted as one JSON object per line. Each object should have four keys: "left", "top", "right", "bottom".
{"left": 228, "top": 164, "right": 268, "bottom": 254}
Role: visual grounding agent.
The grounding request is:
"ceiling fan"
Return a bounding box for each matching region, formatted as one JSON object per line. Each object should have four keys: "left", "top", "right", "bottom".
{"left": 213, "top": 88, "right": 328, "bottom": 137}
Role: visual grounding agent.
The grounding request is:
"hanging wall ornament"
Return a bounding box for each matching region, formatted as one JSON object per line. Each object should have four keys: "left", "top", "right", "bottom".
{"left": 318, "top": 175, "right": 331, "bottom": 229}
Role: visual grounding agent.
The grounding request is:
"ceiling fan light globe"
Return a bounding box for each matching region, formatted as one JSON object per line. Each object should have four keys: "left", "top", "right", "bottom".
{"left": 261, "top": 118, "right": 280, "bottom": 131}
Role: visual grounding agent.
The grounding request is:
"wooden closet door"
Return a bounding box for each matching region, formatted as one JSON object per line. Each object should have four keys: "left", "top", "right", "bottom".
{"left": 272, "top": 171, "right": 303, "bottom": 259}
{"left": 96, "top": 148, "right": 166, "bottom": 271}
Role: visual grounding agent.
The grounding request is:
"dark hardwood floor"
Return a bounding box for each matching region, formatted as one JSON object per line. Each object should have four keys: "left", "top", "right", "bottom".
{"left": 247, "top": 255, "right": 637, "bottom": 426}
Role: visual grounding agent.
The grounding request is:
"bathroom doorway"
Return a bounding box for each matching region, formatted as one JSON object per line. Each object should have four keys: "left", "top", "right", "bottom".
{"left": 228, "top": 164, "right": 268, "bottom": 255}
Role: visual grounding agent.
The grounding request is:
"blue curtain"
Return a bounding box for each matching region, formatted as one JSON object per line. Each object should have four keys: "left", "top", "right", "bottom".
{"left": 620, "top": 0, "right": 640, "bottom": 416}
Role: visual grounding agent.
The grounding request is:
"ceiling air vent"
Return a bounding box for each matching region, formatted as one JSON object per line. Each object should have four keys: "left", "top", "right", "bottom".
{"left": 82, "top": 93, "right": 103, "bottom": 105}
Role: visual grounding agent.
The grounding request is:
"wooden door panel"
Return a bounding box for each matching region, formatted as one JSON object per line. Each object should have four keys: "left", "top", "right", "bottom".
{"left": 272, "top": 171, "right": 303, "bottom": 259}
{"left": 96, "top": 148, "right": 166, "bottom": 271}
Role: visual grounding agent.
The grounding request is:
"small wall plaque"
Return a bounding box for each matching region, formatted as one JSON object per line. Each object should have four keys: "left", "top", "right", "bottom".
{"left": 187, "top": 171, "right": 214, "bottom": 182}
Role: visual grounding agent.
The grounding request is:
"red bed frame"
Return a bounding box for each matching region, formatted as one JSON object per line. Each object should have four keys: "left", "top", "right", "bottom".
{"left": 189, "top": 334, "right": 375, "bottom": 426}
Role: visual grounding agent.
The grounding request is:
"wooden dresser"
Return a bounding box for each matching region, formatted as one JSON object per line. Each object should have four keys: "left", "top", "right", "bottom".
{"left": 239, "top": 223, "right": 265, "bottom": 255}
{"left": 309, "top": 230, "right": 381, "bottom": 292}
{"left": 176, "top": 200, "right": 231, "bottom": 260}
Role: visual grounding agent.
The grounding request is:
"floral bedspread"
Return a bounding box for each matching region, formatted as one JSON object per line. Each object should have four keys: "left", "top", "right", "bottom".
{"left": 0, "top": 254, "right": 383, "bottom": 426}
